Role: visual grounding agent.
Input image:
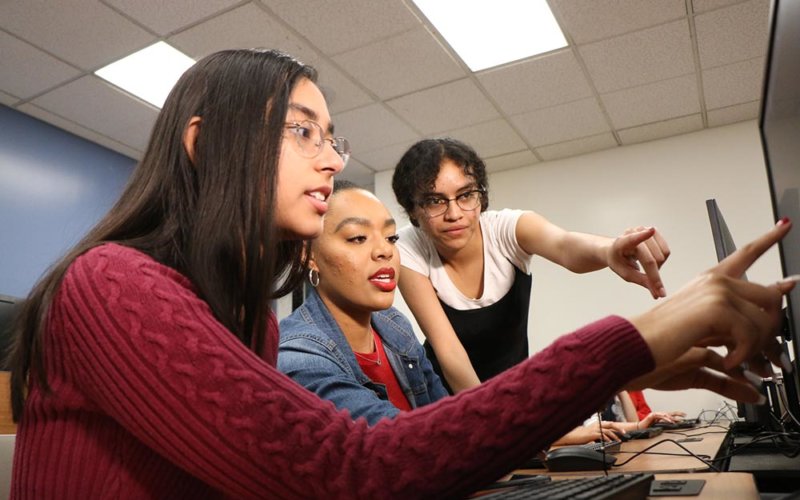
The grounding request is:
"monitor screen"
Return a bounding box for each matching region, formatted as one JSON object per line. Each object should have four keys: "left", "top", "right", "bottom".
{"left": 760, "top": 0, "right": 800, "bottom": 423}
{"left": 0, "top": 294, "right": 21, "bottom": 370}
{"left": 705, "top": 200, "right": 771, "bottom": 424}
{"left": 706, "top": 199, "right": 747, "bottom": 280}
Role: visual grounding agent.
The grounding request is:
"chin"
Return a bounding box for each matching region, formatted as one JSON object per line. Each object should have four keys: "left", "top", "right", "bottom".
{"left": 279, "top": 221, "right": 323, "bottom": 240}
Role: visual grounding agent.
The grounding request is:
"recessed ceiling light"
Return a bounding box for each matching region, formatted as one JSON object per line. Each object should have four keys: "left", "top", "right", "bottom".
{"left": 412, "top": 0, "right": 568, "bottom": 72}
{"left": 95, "top": 42, "right": 195, "bottom": 108}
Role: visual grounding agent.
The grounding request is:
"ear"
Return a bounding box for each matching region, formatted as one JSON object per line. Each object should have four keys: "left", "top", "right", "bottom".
{"left": 183, "top": 116, "right": 202, "bottom": 164}
{"left": 307, "top": 256, "right": 318, "bottom": 272}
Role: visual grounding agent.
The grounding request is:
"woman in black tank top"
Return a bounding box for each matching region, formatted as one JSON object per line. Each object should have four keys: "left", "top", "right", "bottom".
{"left": 392, "top": 138, "right": 671, "bottom": 394}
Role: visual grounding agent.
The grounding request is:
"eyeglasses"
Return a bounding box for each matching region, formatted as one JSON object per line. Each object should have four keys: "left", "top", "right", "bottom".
{"left": 418, "top": 189, "right": 484, "bottom": 218}
{"left": 285, "top": 120, "right": 351, "bottom": 168}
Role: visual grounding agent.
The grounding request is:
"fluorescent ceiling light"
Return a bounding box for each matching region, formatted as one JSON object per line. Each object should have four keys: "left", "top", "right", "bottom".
{"left": 95, "top": 42, "right": 195, "bottom": 108}
{"left": 412, "top": 0, "right": 567, "bottom": 72}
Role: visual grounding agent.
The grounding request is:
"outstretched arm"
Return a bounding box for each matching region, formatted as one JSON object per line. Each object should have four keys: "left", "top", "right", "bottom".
{"left": 514, "top": 211, "right": 670, "bottom": 298}
{"left": 627, "top": 218, "right": 794, "bottom": 398}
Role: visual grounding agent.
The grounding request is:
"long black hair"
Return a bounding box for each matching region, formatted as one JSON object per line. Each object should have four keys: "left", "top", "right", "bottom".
{"left": 7, "top": 49, "right": 315, "bottom": 420}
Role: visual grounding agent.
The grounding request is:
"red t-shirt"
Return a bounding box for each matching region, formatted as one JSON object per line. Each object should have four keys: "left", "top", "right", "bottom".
{"left": 355, "top": 330, "right": 412, "bottom": 411}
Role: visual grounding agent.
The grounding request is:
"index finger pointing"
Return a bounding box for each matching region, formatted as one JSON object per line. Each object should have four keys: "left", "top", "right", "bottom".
{"left": 714, "top": 218, "right": 791, "bottom": 278}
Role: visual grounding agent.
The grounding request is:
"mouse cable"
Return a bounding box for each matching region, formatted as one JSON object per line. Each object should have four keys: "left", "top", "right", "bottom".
{"left": 598, "top": 411, "right": 609, "bottom": 477}
{"left": 610, "top": 438, "right": 721, "bottom": 472}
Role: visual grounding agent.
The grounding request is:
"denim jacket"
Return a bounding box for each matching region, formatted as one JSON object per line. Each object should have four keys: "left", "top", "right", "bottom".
{"left": 278, "top": 289, "right": 448, "bottom": 425}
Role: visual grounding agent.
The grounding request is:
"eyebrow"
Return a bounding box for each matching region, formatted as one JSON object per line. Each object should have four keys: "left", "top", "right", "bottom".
{"left": 288, "top": 102, "right": 335, "bottom": 135}
{"left": 423, "top": 182, "right": 478, "bottom": 197}
{"left": 334, "top": 217, "right": 396, "bottom": 233}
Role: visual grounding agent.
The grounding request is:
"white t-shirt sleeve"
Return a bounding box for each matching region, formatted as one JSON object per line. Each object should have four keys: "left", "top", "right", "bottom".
{"left": 483, "top": 209, "right": 534, "bottom": 275}
{"left": 397, "top": 225, "right": 431, "bottom": 277}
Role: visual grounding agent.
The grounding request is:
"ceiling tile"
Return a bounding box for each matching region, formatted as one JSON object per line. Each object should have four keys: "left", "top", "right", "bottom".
{"left": 550, "top": 0, "right": 686, "bottom": 44}
{"left": 702, "top": 57, "right": 764, "bottom": 109}
{"left": 29, "top": 75, "right": 159, "bottom": 151}
{"left": 0, "top": 0, "right": 155, "bottom": 70}
{"left": 443, "top": 119, "right": 528, "bottom": 158}
{"left": 602, "top": 74, "right": 700, "bottom": 129}
{"left": 617, "top": 114, "right": 704, "bottom": 145}
{"left": 333, "top": 27, "right": 465, "bottom": 100}
{"left": 707, "top": 101, "right": 760, "bottom": 127}
{"left": 355, "top": 139, "right": 420, "bottom": 172}
{"left": 386, "top": 79, "right": 499, "bottom": 135}
{"left": 691, "top": 0, "right": 745, "bottom": 13}
{"left": 484, "top": 150, "right": 538, "bottom": 173}
{"left": 476, "top": 49, "right": 593, "bottom": 115}
{"left": 0, "top": 31, "right": 82, "bottom": 99}
{"left": 694, "top": 0, "right": 770, "bottom": 69}
{"left": 1, "top": 92, "right": 20, "bottom": 106}
{"left": 334, "top": 103, "right": 419, "bottom": 153}
{"left": 168, "top": 3, "right": 317, "bottom": 62}
{"left": 510, "top": 98, "right": 609, "bottom": 147}
{"left": 263, "top": 0, "right": 421, "bottom": 56}
{"left": 536, "top": 133, "right": 618, "bottom": 161}
{"left": 579, "top": 20, "right": 694, "bottom": 93}
{"left": 336, "top": 158, "right": 375, "bottom": 188}
{"left": 17, "top": 102, "right": 143, "bottom": 159}
{"left": 103, "top": 0, "right": 241, "bottom": 36}
{"left": 313, "top": 59, "right": 374, "bottom": 114}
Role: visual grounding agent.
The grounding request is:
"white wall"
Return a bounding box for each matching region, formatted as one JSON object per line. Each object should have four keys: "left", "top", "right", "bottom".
{"left": 375, "top": 120, "right": 783, "bottom": 419}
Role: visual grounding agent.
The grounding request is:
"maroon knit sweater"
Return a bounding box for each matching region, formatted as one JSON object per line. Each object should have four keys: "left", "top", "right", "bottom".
{"left": 10, "top": 244, "right": 654, "bottom": 499}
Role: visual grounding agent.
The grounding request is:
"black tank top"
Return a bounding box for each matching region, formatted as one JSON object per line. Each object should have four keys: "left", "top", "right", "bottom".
{"left": 423, "top": 266, "right": 532, "bottom": 394}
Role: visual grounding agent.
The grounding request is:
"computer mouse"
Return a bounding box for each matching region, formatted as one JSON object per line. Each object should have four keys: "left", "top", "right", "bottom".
{"left": 544, "top": 446, "right": 617, "bottom": 472}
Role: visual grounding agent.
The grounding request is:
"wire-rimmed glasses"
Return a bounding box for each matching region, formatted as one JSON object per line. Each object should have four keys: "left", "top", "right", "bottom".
{"left": 285, "top": 120, "right": 351, "bottom": 167}
{"left": 418, "top": 189, "right": 484, "bottom": 218}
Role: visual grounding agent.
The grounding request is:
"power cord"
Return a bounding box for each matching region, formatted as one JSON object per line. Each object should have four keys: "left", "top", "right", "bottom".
{"left": 611, "top": 438, "right": 722, "bottom": 471}
{"left": 598, "top": 411, "right": 609, "bottom": 476}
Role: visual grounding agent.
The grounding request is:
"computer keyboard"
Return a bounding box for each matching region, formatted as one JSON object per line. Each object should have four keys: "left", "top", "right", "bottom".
{"left": 652, "top": 419, "right": 698, "bottom": 430}
{"left": 622, "top": 427, "right": 663, "bottom": 440}
{"left": 478, "top": 473, "right": 654, "bottom": 499}
{"left": 583, "top": 440, "right": 621, "bottom": 453}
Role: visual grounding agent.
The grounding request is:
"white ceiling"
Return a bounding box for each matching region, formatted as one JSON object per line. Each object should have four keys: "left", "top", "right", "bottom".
{"left": 0, "top": 0, "right": 771, "bottom": 187}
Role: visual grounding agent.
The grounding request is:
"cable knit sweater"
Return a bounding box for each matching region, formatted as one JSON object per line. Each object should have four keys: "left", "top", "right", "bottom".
{"left": 11, "top": 243, "right": 654, "bottom": 499}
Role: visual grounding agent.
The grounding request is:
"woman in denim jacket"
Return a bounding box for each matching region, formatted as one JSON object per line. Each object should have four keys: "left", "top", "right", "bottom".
{"left": 279, "top": 181, "right": 448, "bottom": 425}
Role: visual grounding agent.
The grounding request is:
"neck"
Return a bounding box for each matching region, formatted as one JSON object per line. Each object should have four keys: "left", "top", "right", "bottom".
{"left": 318, "top": 294, "right": 374, "bottom": 352}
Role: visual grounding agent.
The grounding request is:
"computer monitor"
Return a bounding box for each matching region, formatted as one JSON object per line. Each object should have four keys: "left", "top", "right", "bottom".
{"left": 759, "top": 0, "right": 800, "bottom": 426}
{"left": 705, "top": 200, "right": 774, "bottom": 425}
{"left": 0, "top": 294, "right": 22, "bottom": 370}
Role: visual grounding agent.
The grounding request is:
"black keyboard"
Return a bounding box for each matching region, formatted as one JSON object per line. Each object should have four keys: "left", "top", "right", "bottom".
{"left": 478, "top": 473, "right": 654, "bottom": 500}
{"left": 652, "top": 420, "right": 698, "bottom": 430}
{"left": 583, "top": 440, "right": 622, "bottom": 453}
{"left": 622, "top": 427, "right": 663, "bottom": 440}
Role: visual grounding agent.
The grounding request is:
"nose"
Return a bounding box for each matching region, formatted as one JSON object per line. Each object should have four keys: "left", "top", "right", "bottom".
{"left": 373, "top": 238, "right": 394, "bottom": 261}
{"left": 322, "top": 140, "right": 345, "bottom": 175}
{"left": 443, "top": 199, "right": 463, "bottom": 221}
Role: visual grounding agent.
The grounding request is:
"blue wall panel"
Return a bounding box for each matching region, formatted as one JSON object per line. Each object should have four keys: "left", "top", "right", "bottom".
{"left": 0, "top": 105, "right": 136, "bottom": 297}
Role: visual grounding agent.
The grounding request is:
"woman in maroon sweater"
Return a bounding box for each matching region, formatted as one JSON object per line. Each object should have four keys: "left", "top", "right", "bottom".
{"left": 5, "top": 49, "right": 792, "bottom": 499}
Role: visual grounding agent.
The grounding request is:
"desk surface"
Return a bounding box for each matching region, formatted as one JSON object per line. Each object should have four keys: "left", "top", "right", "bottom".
{"left": 610, "top": 427, "right": 729, "bottom": 474}
{"left": 524, "top": 425, "right": 730, "bottom": 475}
{"left": 0, "top": 372, "right": 14, "bottom": 435}
{"left": 647, "top": 472, "right": 756, "bottom": 499}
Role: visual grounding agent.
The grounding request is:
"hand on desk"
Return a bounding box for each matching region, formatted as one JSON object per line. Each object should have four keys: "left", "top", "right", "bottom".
{"left": 554, "top": 422, "right": 622, "bottom": 446}
{"left": 627, "top": 219, "right": 793, "bottom": 403}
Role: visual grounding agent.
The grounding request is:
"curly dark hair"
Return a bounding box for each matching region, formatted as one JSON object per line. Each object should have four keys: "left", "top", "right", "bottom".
{"left": 391, "top": 138, "right": 489, "bottom": 227}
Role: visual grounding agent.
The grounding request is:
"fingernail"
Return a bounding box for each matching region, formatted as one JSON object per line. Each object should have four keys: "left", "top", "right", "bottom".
{"left": 777, "top": 275, "right": 800, "bottom": 286}
{"left": 659, "top": 287, "right": 667, "bottom": 297}
{"left": 756, "top": 394, "right": 767, "bottom": 406}
{"left": 743, "top": 369, "right": 763, "bottom": 388}
{"left": 781, "top": 352, "right": 793, "bottom": 373}
{"left": 778, "top": 217, "right": 790, "bottom": 225}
